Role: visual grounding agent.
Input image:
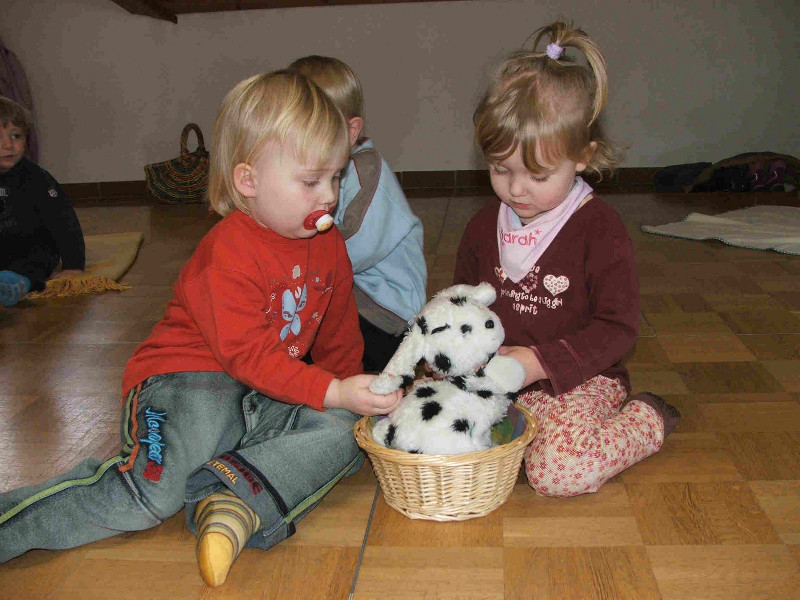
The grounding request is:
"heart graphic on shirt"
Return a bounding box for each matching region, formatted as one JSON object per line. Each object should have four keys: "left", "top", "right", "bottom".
{"left": 494, "top": 266, "right": 507, "bottom": 283}
{"left": 543, "top": 274, "right": 569, "bottom": 296}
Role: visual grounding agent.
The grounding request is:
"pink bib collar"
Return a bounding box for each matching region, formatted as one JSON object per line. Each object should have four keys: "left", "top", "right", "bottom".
{"left": 497, "top": 177, "right": 592, "bottom": 283}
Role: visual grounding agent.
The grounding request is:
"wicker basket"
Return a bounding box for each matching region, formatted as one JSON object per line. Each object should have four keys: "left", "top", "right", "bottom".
{"left": 353, "top": 404, "right": 538, "bottom": 521}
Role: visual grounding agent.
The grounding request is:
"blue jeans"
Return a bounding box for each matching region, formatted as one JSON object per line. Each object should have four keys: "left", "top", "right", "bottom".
{"left": 0, "top": 371, "right": 363, "bottom": 562}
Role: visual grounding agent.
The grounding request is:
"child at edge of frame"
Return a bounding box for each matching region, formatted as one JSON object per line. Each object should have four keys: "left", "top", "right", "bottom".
{"left": 453, "top": 20, "right": 681, "bottom": 498}
{"left": 0, "top": 71, "right": 402, "bottom": 587}
{"left": 287, "top": 55, "right": 428, "bottom": 372}
{"left": 0, "top": 95, "right": 85, "bottom": 307}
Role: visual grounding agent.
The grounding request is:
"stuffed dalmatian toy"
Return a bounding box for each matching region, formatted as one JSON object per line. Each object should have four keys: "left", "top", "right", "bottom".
{"left": 369, "top": 282, "right": 526, "bottom": 455}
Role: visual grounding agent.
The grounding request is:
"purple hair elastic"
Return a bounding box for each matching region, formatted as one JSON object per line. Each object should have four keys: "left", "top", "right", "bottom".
{"left": 546, "top": 43, "right": 563, "bottom": 60}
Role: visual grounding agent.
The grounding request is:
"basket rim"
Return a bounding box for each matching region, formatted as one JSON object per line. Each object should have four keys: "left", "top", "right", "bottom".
{"left": 353, "top": 403, "right": 538, "bottom": 466}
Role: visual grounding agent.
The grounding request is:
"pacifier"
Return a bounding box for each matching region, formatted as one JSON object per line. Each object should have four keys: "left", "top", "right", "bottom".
{"left": 304, "top": 210, "right": 334, "bottom": 232}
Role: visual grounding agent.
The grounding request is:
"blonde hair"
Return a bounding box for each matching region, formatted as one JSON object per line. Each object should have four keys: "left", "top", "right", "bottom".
{"left": 208, "top": 70, "right": 350, "bottom": 216}
{"left": 0, "top": 96, "right": 32, "bottom": 137}
{"left": 286, "top": 55, "right": 364, "bottom": 122}
{"left": 474, "top": 20, "right": 620, "bottom": 179}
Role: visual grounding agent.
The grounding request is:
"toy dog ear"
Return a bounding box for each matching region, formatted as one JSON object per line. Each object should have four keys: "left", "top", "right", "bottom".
{"left": 466, "top": 282, "right": 497, "bottom": 306}
{"left": 436, "top": 282, "right": 496, "bottom": 307}
{"left": 368, "top": 323, "right": 425, "bottom": 394}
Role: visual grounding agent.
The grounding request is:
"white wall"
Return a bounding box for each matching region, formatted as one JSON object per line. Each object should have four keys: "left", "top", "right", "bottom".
{"left": 2, "top": 0, "right": 798, "bottom": 183}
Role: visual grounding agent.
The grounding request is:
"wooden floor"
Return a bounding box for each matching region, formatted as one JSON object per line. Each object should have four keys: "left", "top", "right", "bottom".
{"left": 1, "top": 191, "right": 799, "bottom": 599}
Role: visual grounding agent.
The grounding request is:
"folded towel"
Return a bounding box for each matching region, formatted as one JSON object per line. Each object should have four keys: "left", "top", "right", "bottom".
{"left": 642, "top": 205, "right": 800, "bottom": 255}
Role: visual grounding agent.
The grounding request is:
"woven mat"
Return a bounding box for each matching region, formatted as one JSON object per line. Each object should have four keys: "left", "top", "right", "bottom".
{"left": 641, "top": 205, "right": 800, "bottom": 255}
{"left": 26, "top": 231, "right": 144, "bottom": 299}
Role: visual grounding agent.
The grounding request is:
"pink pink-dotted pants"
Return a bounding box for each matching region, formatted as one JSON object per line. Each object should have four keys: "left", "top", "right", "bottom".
{"left": 519, "top": 375, "right": 664, "bottom": 497}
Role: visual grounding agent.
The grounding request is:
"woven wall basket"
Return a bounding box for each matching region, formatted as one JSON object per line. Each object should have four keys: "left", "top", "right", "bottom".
{"left": 354, "top": 404, "right": 538, "bottom": 521}
{"left": 144, "top": 123, "right": 209, "bottom": 204}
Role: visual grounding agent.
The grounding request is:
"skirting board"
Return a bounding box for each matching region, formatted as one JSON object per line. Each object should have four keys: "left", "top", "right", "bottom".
{"left": 63, "top": 167, "right": 661, "bottom": 203}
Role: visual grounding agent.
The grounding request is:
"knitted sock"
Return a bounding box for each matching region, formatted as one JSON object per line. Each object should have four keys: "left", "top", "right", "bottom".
{"left": 195, "top": 489, "right": 261, "bottom": 587}
{"left": 622, "top": 392, "right": 681, "bottom": 438}
{"left": 0, "top": 271, "right": 32, "bottom": 307}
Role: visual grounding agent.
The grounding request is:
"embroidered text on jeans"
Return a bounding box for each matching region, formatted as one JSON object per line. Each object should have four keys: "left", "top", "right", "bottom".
{"left": 140, "top": 407, "right": 167, "bottom": 482}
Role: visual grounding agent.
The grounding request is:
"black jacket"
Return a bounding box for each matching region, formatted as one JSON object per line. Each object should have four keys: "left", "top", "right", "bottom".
{"left": 0, "top": 157, "right": 85, "bottom": 289}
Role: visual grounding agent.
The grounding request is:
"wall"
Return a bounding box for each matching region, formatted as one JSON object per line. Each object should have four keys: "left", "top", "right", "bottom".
{"left": 2, "top": 0, "right": 798, "bottom": 184}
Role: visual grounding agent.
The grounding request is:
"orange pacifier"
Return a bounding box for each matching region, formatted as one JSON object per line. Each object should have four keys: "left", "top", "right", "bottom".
{"left": 304, "top": 210, "right": 334, "bottom": 232}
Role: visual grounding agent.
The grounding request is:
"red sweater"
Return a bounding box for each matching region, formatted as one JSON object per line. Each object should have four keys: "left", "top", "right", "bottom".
{"left": 453, "top": 197, "right": 639, "bottom": 397}
{"left": 122, "top": 210, "right": 363, "bottom": 410}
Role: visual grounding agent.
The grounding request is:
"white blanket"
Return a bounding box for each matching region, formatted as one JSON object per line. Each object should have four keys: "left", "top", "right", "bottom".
{"left": 642, "top": 205, "right": 800, "bottom": 255}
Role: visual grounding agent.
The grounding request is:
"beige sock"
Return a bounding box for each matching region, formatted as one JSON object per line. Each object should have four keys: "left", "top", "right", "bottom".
{"left": 195, "top": 489, "right": 261, "bottom": 587}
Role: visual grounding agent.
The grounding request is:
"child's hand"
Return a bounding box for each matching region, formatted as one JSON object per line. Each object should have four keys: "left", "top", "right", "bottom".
{"left": 498, "top": 345, "right": 546, "bottom": 388}
{"left": 324, "top": 374, "right": 403, "bottom": 416}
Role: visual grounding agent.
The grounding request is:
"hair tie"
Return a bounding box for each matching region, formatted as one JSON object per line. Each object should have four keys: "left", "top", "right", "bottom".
{"left": 546, "top": 43, "right": 564, "bottom": 60}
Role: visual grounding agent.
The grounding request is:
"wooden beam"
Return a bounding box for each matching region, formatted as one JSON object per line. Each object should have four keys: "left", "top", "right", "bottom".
{"left": 108, "top": 0, "right": 178, "bottom": 23}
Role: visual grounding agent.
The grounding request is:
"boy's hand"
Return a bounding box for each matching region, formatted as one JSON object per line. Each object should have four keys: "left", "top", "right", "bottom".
{"left": 324, "top": 374, "right": 403, "bottom": 416}
{"left": 498, "top": 345, "right": 546, "bottom": 388}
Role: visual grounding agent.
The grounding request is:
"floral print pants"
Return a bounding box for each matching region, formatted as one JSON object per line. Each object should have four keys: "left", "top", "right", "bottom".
{"left": 519, "top": 375, "right": 664, "bottom": 497}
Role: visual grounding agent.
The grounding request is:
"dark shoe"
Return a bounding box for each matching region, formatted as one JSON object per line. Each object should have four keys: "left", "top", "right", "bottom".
{"left": 622, "top": 392, "right": 681, "bottom": 438}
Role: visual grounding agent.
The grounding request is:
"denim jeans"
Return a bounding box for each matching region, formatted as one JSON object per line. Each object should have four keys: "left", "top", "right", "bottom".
{"left": 0, "top": 371, "right": 363, "bottom": 562}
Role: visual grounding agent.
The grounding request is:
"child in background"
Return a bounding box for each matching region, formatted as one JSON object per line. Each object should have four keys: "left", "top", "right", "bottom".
{"left": 0, "top": 96, "right": 84, "bottom": 306}
{"left": 0, "top": 72, "right": 401, "bottom": 586}
{"left": 454, "top": 21, "right": 680, "bottom": 497}
{"left": 287, "top": 56, "right": 427, "bottom": 372}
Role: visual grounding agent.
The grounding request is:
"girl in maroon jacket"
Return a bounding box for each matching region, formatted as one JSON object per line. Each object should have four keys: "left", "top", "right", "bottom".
{"left": 454, "top": 20, "right": 680, "bottom": 497}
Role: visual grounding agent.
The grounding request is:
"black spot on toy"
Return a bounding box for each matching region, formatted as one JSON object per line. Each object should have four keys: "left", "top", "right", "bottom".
{"left": 385, "top": 424, "right": 396, "bottom": 447}
{"left": 476, "top": 389, "right": 493, "bottom": 399}
{"left": 431, "top": 324, "right": 451, "bottom": 334}
{"left": 460, "top": 324, "right": 472, "bottom": 334}
{"left": 434, "top": 353, "right": 451, "bottom": 373}
{"left": 416, "top": 386, "right": 436, "bottom": 398}
{"left": 451, "top": 375, "right": 467, "bottom": 390}
{"left": 421, "top": 401, "right": 442, "bottom": 421}
{"left": 452, "top": 418, "right": 470, "bottom": 433}
{"left": 450, "top": 296, "right": 467, "bottom": 306}
{"left": 416, "top": 316, "right": 428, "bottom": 334}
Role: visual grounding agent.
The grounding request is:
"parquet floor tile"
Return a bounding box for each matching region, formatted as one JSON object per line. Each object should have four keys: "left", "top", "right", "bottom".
{"left": 717, "top": 432, "right": 800, "bottom": 480}
{"left": 627, "top": 481, "right": 781, "bottom": 545}
{"left": 505, "top": 546, "right": 662, "bottom": 600}
{"left": 749, "top": 480, "right": 800, "bottom": 544}
{"left": 656, "top": 334, "right": 756, "bottom": 363}
{"left": 1, "top": 193, "right": 799, "bottom": 598}
{"left": 672, "top": 361, "right": 782, "bottom": 393}
{"left": 645, "top": 545, "right": 800, "bottom": 600}
{"left": 354, "top": 547, "right": 504, "bottom": 599}
{"left": 644, "top": 312, "right": 733, "bottom": 335}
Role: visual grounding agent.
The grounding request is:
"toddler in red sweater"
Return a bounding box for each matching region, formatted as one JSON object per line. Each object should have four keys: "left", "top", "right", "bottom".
{"left": 454, "top": 21, "right": 680, "bottom": 497}
{"left": 0, "top": 71, "right": 401, "bottom": 586}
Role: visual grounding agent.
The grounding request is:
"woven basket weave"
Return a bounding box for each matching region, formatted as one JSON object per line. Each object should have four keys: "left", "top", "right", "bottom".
{"left": 144, "top": 123, "right": 209, "bottom": 204}
{"left": 354, "top": 404, "right": 537, "bottom": 521}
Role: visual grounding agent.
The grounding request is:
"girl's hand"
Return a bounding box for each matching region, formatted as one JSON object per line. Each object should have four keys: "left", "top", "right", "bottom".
{"left": 324, "top": 374, "right": 403, "bottom": 416}
{"left": 498, "top": 345, "right": 546, "bottom": 388}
